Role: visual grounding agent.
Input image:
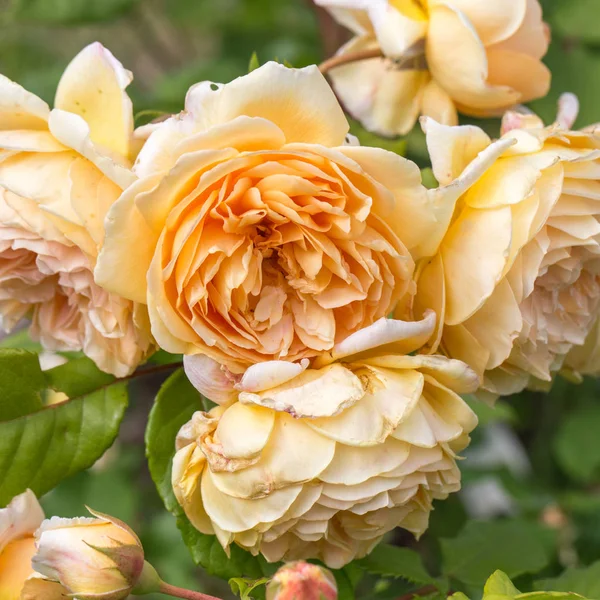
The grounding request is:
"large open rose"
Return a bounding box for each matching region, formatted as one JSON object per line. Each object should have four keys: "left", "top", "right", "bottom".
{"left": 414, "top": 103, "right": 600, "bottom": 398}
{"left": 315, "top": 0, "right": 550, "bottom": 135}
{"left": 96, "top": 61, "right": 462, "bottom": 373}
{"left": 0, "top": 43, "right": 153, "bottom": 376}
{"left": 173, "top": 315, "right": 477, "bottom": 568}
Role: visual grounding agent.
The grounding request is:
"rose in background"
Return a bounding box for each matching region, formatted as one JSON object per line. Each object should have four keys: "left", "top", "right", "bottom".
{"left": 0, "top": 489, "right": 64, "bottom": 600}
{"left": 96, "top": 61, "right": 472, "bottom": 374}
{"left": 316, "top": 0, "right": 550, "bottom": 136}
{"left": 0, "top": 43, "right": 154, "bottom": 377}
{"left": 174, "top": 315, "right": 477, "bottom": 568}
{"left": 413, "top": 96, "right": 600, "bottom": 399}
{"left": 266, "top": 561, "right": 337, "bottom": 600}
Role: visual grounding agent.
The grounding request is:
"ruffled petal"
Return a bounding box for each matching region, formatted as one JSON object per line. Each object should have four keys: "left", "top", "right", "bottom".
{"left": 54, "top": 42, "right": 133, "bottom": 160}
{"left": 427, "top": 3, "right": 521, "bottom": 111}
{"left": 185, "top": 62, "right": 349, "bottom": 147}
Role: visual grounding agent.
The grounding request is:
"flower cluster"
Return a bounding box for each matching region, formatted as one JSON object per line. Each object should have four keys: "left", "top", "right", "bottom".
{"left": 2, "top": 0, "right": 600, "bottom": 570}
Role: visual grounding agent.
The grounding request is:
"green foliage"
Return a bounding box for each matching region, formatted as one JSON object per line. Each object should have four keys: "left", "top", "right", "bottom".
{"left": 554, "top": 405, "right": 600, "bottom": 483}
{"left": 357, "top": 544, "right": 438, "bottom": 587}
{"left": 229, "top": 577, "right": 270, "bottom": 599}
{"left": 12, "top": 0, "right": 139, "bottom": 24}
{"left": 453, "top": 571, "right": 589, "bottom": 600}
{"left": 535, "top": 562, "right": 600, "bottom": 598}
{"left": 146, "top": 369, "right": 271, "bottom": 582}
{"left": 248, "top": 52, "right": 261, "bottom": 73}
{"left": 0, "top": 349, "right": 46, "bottom": 420}
{"left": 440, "top": 520, "right": 556, "bottom": 587}
{"left": 0, "top": 373, "right": 127, "bottom": 506}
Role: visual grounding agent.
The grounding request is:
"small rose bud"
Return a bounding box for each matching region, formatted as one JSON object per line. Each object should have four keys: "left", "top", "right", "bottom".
{"left": 30, "top": 507, "right": 158, "bottom": 600}
{"left": 266, "top": 561, "right": 337, "bottom": 600}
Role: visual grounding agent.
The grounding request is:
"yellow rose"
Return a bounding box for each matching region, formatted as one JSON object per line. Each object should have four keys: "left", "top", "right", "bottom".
{"left": 414, "top": 98, "right": 600, "bottom": 398}
{"left": 0, "top": 42, "right": 154, "bottom": 377}
{"left": 30, "top": 508, "right": 149, "bottom": 599}
{"left": 96, "top": 61, "right": 474, "bottom": 373}
{"left": 173, "top": 314, "right": 477, "bottom": 568}
{"left": 315, "top": 0, "right": 550, "bottom": 135}
{"left": 0, "top": 490, "right": 63, "bottom": 600}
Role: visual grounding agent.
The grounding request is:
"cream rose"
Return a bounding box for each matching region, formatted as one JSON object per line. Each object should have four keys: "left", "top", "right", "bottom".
{"left": 96, "top": 61, "right": 470, "bottom": 373}
{"left": 173, "top": 314, "right": 478, "bottom": 568}
{"left": 0, "top": 490, "right": 64, "bottom": 600}
{"left": 414, "top": 99, "right": 600, "bottom": 398}
{"left": 315, "top": 0, "right": 550, "bottom": 136}
{"left": 0, "top": 42, "right": 154, "bottom": 377}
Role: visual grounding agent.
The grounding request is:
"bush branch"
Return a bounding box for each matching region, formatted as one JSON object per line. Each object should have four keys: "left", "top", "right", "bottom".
{"left": 319, "top": 47, "right": 384, "bottom": 74}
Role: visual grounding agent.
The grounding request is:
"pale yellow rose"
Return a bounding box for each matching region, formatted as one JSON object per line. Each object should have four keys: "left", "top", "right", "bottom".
{"left": 414, "top": 99, "right": 600, "bottom": 398}
{"left": 0, "top": 489, "right": 63, "bottom": 600}
{"left": 315, "top": 0, "right": 550, "bottom": 136}
{"left": 96, "top": 61, "right": 478, "bottom": 373}
{"left": 173, "top": 314, "right": 478, "bottom": 568}
{"left": 0, "top": 42, "right": 154, "bottom": 377}
{"left": 30, "top": 509, "right": 147, "bottom": 599}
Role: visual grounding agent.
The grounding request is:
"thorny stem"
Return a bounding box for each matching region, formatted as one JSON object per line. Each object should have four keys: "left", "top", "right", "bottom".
{"left": 159, "top": 581, "right": 224, "bottom": 600}
{"left": 319, "top": 47, "right": 384, "bottom": 74}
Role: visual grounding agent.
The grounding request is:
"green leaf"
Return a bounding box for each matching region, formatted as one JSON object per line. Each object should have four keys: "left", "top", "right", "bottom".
{"left": 0, "top": 380, "right": 128, "bottom": 506}
{"left": 146, "top": 369, "right": 204, "bottom": 513}
{"left": 334, "top": 568, "right": 356, "bottom": 600}
{"left": 554, "top": 405, "right": 600, "bottom": 483}
{"left": 0, "top": 349, "right": 46, "bottom": 420}
{"left": 45, "top": 356, "right": 115, "bottom": 398}
{"left": 248, "top": 52, "right": 260, "bottom": 72}
{"left": 535, "top": 561, "right": 600, "bottom": 598}
{"left": 357, "top": 544, "right": 437, "bottom": 586}
{"left": 229, "top": 576, "right": 270, "bottom": 599}
{"left": 13, "top": 0, "right": 138, "bottom": 24}
{"left": 484, "top": 571, "right": 521, "bottom": 597}
{"left": 448, "top": 593, "right": 471, "bottom": 600}
{"left": 517, "top": 593, "right": 586, "bottom": 600}
{"left": 146, "top": 369, "right": 271, "bottom": 580}
{"left": 441, "top": 520, "right": 556, "bottom": 587}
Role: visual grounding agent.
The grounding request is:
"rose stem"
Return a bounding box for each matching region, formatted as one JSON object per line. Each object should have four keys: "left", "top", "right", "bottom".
{"left": 159, "top": 581, "right": 224, "bottom": 600}
{"left": 319, "top": 47, "right": 384, "bottom": 74}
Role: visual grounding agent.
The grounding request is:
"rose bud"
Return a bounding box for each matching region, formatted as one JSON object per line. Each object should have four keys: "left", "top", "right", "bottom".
{"left": 267, "top": 561, "right": 337, "bottom": 600}
{"left": 30, "top": 508, "right": 159, "bottom": 599}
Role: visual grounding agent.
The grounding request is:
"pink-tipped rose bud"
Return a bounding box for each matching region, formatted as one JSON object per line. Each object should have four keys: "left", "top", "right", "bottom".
{"left": 30, "top": 507, "right": 159, "bottom": 599}
{"left": 266, "top": 562, "right": 337, "bottom": 600}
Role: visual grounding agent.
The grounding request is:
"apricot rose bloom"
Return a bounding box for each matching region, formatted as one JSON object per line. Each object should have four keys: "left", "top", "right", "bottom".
{"left": 96, "top": 61, "right": 465, "bottom": 373}
{"left": 0, "top": 43, "right": 153, "bottom": 376}
{"left": 414, "top": 105, "right": 600, "bottom": 398}
{"left": 173, "top": 315, "right": 478, "bottom": 568}
{"left": 315, "top": 0, "right": 550, "bottom": 135}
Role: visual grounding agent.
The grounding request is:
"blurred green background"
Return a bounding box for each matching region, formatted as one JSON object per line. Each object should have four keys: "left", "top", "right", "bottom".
{"left": 4, "top": 0, "right": 600, "bottom": 598}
